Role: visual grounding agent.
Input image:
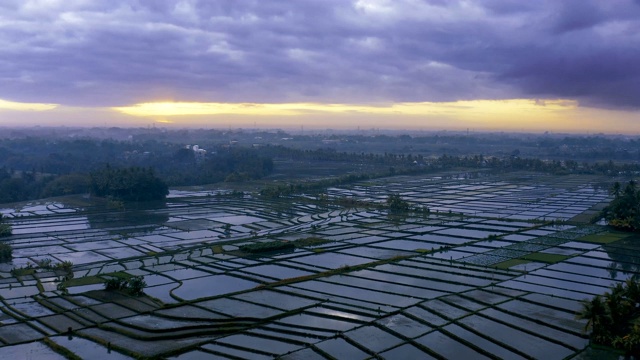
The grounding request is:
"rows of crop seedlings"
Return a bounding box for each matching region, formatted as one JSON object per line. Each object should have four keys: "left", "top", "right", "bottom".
{"left": 0, "top": 173, "right": 619, "bottom": 358}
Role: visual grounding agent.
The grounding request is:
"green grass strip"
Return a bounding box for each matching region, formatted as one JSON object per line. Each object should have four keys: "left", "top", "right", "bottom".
{"left": 521, "top": 252, "right": 570, "bottom": 264}
{"left": 63, "top": 276, "right": 104, "bottom": 287}
{"left": 578, "top": 232, "right": 630, "bottom": 244}
{"left": 494, "top": 258, "right": 530, "bottom": 270}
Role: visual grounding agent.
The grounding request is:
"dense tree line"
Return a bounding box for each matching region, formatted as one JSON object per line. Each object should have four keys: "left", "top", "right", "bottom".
{"left": 0, "top": 143, "right": 274, "bottom": 203}
{"left": 0, "top": 167, "right": 55, "bottom": 203}
{"left": 89, "top": 166, "right": 168, "bottom": 202}
{"left": 3, "top": 133, "right": 640, "bottom": 204}
{"left": 160, "top": 148, "right": 273, "bottom": 186}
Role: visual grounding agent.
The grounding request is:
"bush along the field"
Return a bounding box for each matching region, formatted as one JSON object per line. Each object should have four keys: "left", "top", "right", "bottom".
{"left": 386, "top": 193, "right": 410, "bottom": 213}
{"left": 240, "top": 240, "right": 295, "bottom": 253}
{"left": 0, "top": 215, "right": 12, "bottom": 237}
{"left": 104, "top": 276, "right": 146, "bottom": 296}
{"left": 0, "top": 242, "right": 12, "bottom": 262}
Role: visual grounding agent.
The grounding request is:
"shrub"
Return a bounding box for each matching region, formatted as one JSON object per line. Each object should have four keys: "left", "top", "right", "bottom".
{"left": 56, "top": 261, "right": 74, "bottom": 273}
{"left": 105, "top": 277, "right": 128, "bottom": 291}
{"left": 127, "top": 276, "right": 147, "bottom": 296}
{"left": 386, "top": 194, "right": 410, "bottom": 213}
{"left": 35, "top": 258, "right": 53, "bottom": 269}
{"left": 240, "top": 241, "right": 295, "bottom": 253}
{"left": 293, "top": 237, "right": 331, "bottom": 247}
{"left": 104, "top": 276, "right": 146, "bottom": 296}
{"left": 0, "top": 242, "right": 12, "bottom": 262}
{"left": 0, "top": 214, "right": 11, "bottom": 237}
{"left": 56, "top": 282, "right": 69, "bottom": 295}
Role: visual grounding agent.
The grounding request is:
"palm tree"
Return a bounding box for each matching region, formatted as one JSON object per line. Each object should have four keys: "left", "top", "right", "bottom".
{"left": 579, "top": 278, "right": 640, "bottom": 355}
{"left": 578, "top": 295, "right": 608, "bottom": 341}
{"left": 612, "top": 182, "right": 621, "bottom": 198}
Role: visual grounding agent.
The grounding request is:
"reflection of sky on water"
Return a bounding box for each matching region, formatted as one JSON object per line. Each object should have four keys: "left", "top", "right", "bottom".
{"left": 0, "top": 174, "right": 625, "bottom": 359}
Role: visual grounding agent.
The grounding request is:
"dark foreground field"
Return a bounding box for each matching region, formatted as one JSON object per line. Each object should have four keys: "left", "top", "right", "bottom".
{"left": 0, "top": 170, "right": 630, "bottom": 359}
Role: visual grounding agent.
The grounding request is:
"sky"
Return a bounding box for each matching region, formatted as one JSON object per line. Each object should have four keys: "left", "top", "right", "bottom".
{"left": 0, "top": 0, "right": 639, "bottom": 133}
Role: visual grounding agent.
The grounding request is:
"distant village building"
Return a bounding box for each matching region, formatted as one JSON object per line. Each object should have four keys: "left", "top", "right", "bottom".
{"left": 322, "top": 139, "right": 341, "bottom": 145}
{"left": 185, "top": 144, "right": 207, "bottom": 162}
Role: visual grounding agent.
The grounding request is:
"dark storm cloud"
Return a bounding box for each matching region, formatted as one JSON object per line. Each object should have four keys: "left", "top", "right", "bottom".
{"left": 0, "top": 0, "right": 638, "bottom": 108}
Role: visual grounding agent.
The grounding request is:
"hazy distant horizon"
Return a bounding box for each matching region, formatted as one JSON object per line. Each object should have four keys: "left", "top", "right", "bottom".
{"left": 0, "top": 123, "right": 635, "bottom": 138}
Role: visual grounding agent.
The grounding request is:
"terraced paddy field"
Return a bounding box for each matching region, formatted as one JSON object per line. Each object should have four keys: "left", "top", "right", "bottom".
{"left": 0, "top": 171, "right": 632, "bottom": 359}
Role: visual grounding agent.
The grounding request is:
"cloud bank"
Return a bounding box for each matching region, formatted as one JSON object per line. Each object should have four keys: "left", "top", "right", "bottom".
{"left": 0, "top": 0, "right": 638, "bottom": 110}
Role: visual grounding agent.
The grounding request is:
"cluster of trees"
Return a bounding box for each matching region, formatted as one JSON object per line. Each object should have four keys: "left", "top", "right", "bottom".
{"left": 0, "top": 147, "right": 273, "bottom": 203}
{"left": 4, "top": 132, "right": 640, "bottom": 205}
{"left": 260, "top": 173, "right": 374, "bottom": 198}
{"left": 600, "top": 181, "right": 640, "bottom": 231}
{"left": 386, "top": 194, "right": 410, "bottom": 213}
{"left": 261, "top": 145, "right": 429, "bottom": 166}
{"left": 0, "top": 167, "right": 58, "bottom": 203}
{"left": 0, "top": 141, "right": 275, "bottom": 203}
{"left": 105, "top": 276, "right": 146, "bottom": 296}
{"left": 578, "top": 278, "right": 640, "bottom": 357}
{"left": 161, "top": 148, "right": 273, "bottom": 185}
{"left": 0, "top": 242, "right": 11, "bottom": 262}
{"left": 89, "top": 166, "right": 168, "bottom": 202}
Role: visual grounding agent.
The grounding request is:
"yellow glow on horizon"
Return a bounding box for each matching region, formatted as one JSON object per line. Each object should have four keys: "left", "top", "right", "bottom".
{"left": 110, "top": 98, "right": 615, "bottom": 132}
{"left": 1, "top": 98, "right": 636, "bottom": 134}
{"left": 114, "top": 99, "right": 578, "bottom": 118}
{"left": 0, "top": 99, "right": 58, "bottom": 111}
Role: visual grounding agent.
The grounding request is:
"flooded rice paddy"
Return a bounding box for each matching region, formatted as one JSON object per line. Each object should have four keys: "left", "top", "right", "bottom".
{"left": 0, "top": 171, "right": 629, "bottom": 359}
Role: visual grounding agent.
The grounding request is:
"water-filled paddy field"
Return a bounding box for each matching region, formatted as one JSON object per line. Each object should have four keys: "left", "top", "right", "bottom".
{"left": 0, "top": 171, "right": 630, "bottom": 359}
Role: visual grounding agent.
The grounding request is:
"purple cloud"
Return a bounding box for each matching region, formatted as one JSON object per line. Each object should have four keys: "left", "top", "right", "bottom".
{"left": 0, "top": 0, "right": 638, "bottom": 109}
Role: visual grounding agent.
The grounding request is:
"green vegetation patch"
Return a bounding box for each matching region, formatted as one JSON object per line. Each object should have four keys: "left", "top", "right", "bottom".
{"left": 0, "top": 224, "right": 11, "bottom": 238}
{"left": 100, "top": 271, "right": 133, "bottom": 280}
{"left": 90, "top": 165, "right": 168, "bottom": 202}
{"left": 578, "top": 232, "right": 630, "bottom": 244}
{"left": 11, "top": 267, "right": 36, "bottom": 277}
{"left": 240, "top": 240, "right": 295, "bottom": 253}
{"left": 0, "top": 214, "right": 12, "bottom": 238}
{"left": 104, "top": 275, "right": 146, "bottom": 296}
{"left": 0, "top": 242, "right": 12, "bottom": 262}
{"left": 63, "top": 276, "right": 104, "bottom": 287}
{"left": 239, "top": 237, "right": 332, "bottom": 254}
{"left": 522, "top": 252, "right": 570, "bottom": 264}
{"left": 495, "top": 258, "right": 530, "bottom": 270}
{"left": 292, "top": 237, "right": 332, "bottom": 247}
